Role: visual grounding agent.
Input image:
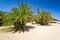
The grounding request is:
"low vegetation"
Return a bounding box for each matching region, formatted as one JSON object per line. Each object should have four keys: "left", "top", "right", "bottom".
{"left": 0, "top": 2, "right": 55, "bottom": 33}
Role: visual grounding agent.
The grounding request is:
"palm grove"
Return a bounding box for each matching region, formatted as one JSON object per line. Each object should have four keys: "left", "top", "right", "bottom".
{"left": 0, "top": 2, "right": 55, "bottom": 32}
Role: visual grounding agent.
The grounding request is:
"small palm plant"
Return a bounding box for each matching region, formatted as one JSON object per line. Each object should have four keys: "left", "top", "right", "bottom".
{"left": 35, "top": 8, "right": 40, "bottom": 23}
{"left": 10, "top": 2, "right": 33, "bottom": 33}
{"left": 0, "top": 18, "right": 3, "bottom": 26}
{"left": 36, "top": 11, "right": 54, "bottom": 25}
{"left": 0, "top": 11, "right": 6, "bottom": 26}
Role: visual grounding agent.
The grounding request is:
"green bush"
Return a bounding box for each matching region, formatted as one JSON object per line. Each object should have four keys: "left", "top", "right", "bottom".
{"left": 36, "top": 11, "right": 54, "bottom": 25}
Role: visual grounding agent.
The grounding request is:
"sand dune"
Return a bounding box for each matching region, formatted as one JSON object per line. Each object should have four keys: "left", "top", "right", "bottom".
{"left": 0, "top": 23, "right": 60, "bottom": 40}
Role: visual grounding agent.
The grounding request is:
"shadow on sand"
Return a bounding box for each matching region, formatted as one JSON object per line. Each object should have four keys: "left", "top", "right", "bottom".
{"left": 0, "top": 26, "right": 35, "bottom": 33}
{"left": 25, "top": 26, "right": 35, "bottom": 31}
{"left": 36, "top": 23, "right": 54, "bottom": 26}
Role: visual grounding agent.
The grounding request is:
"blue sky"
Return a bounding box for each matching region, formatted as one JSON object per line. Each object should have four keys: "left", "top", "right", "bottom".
{"left": 0, "top": 0, "right": 60, "bottom": 20}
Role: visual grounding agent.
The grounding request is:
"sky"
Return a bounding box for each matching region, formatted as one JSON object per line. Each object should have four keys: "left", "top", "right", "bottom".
{"left": 0, "top": 0, "right": 60, "bottom": 20}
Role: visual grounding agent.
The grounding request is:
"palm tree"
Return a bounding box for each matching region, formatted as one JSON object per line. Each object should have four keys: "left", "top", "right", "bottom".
{"left": 37, "top": 11, "right": 54, "bottom": 25}
{"left": 10, "top": 2, "right": 33, "bottom": 32}
{"left": 35, "top": 8, "right": 40, "bottom": 23}
{"left": 0, "top": 11, "right": 6, "bottom": 26}
{"left": 37, "top": 8, "right": 40, "bottom": 14}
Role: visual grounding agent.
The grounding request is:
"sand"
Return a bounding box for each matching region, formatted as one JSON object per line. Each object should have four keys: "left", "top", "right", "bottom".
{"left": 0, "top": 23, "right": 60, "bottom": 40}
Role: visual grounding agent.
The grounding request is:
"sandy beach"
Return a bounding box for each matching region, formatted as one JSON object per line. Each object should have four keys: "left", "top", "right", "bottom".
{"left": 0, "top": 23, "right": 60, "bottom": 40}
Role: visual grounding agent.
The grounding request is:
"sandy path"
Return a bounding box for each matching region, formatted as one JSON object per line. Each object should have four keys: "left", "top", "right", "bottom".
{"left": 0, "top": 23, "right": 60, "bottom": 40}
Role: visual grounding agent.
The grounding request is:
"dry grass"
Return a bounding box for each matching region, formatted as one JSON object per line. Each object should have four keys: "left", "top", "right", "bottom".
{"left": 0, "top": 27, "right": 13, "bottom": 33}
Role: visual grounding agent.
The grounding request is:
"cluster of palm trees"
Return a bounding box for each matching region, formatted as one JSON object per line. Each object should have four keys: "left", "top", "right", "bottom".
{"left": 0, "top": 2, "right": 55, "bottom": 32}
